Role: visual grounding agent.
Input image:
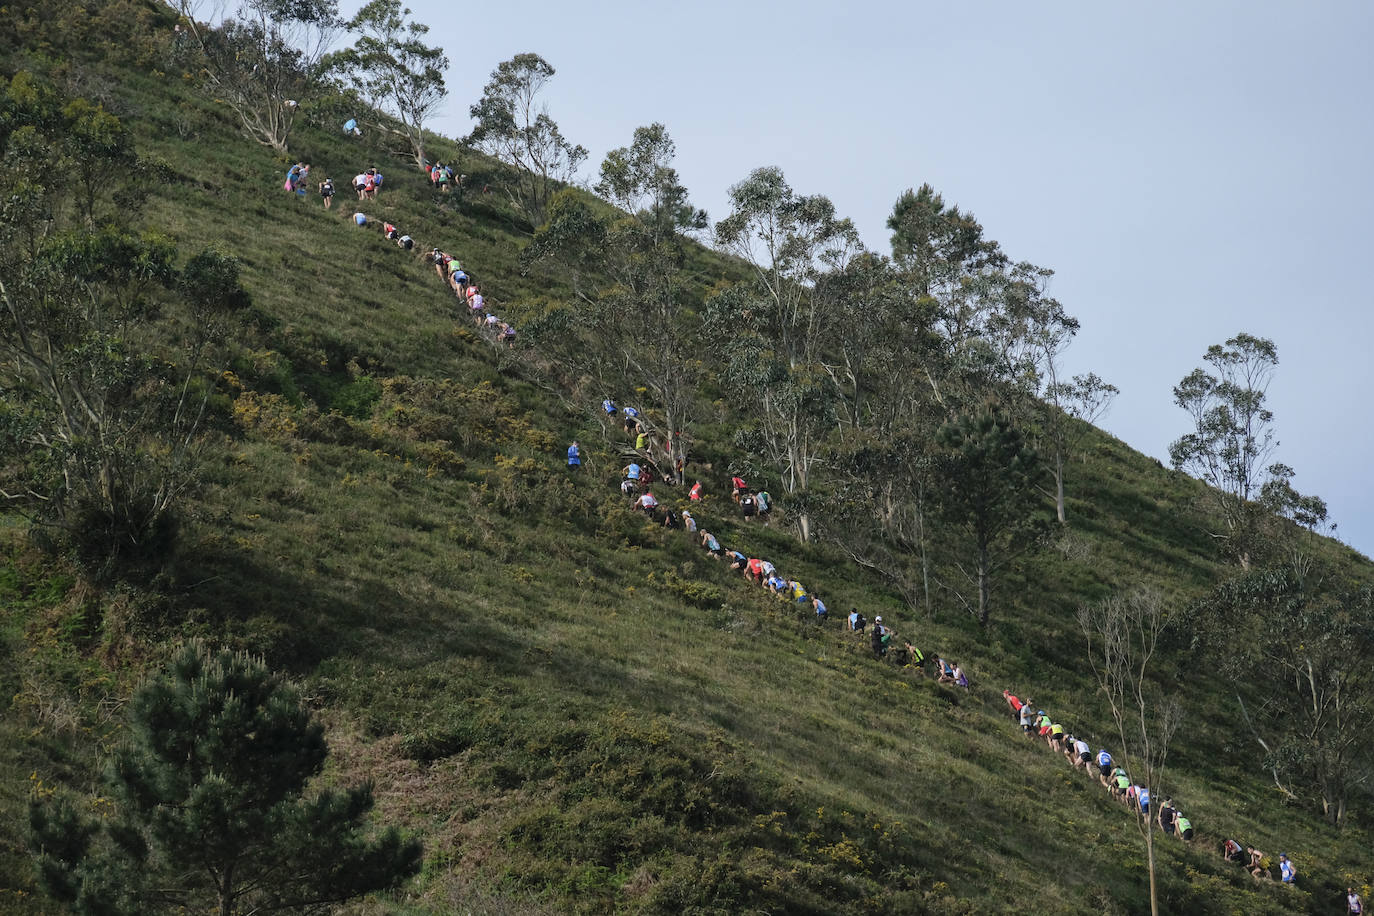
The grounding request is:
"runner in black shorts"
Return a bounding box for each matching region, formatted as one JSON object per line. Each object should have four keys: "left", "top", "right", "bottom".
{"left": 1073, "top": 737, "right": 1092, "bottom": 771}
{"left": 1095, "top": 748, "right": 1114, "bottom": 786}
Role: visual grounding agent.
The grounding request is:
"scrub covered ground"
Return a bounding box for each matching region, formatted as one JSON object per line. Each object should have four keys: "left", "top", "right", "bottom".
{"left": 1, "top": 6, "right": 1371, "bottom": 913}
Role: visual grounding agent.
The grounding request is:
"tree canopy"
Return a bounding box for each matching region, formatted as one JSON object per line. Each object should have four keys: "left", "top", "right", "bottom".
{"left": 1170, "top": 332, "right": 1326, "bottom": 567}
{"left": 175, "top": 0, "right": 341, "bottom": 153}
{"left": 525, "top": 124, "right": 706, "bottom": 482}
{"left": 468, "top": 53, "right": 586, "bottom": 227}
{"left": 327, "top": 0, "right": 448, "bottom": 168}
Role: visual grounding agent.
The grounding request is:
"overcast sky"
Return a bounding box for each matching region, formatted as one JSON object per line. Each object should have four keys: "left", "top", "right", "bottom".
{"left": 349, "top": 0, "right": 1374, "bottom": 556}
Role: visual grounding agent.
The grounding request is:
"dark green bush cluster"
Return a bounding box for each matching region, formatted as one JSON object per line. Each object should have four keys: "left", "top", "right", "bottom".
{"left": 649, "top": 569, "right": 723, "bottom": 610}
{"left": 1, "top": 0, "right": 174, "bottom": 69}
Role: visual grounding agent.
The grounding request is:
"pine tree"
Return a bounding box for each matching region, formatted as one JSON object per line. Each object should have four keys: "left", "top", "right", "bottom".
{"left": 934, "top": 408, "right": 1045, "bottom": 625}
{"left": 30, "top": 643, "right": 421, "bottom": 915}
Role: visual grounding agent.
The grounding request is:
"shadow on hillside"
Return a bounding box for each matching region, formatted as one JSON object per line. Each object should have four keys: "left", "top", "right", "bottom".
{"left": 168, "top": 542, "right": 528, "bottom": 676}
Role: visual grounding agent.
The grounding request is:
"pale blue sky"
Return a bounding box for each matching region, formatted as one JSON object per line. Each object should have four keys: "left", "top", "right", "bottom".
{"left": 355, "top": 0, "right": 1374, "bottom": 556}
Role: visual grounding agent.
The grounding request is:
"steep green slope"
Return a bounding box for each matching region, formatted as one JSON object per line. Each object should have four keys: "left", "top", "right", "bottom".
{"left": 2, "top": 11, "right": 1371, "bottom": 915}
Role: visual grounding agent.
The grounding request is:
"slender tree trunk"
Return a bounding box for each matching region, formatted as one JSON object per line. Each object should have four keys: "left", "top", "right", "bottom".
{"left": 1054, "top": 451, "right": 1066, "bottom": 523}
{"left": 917, "top": 482, "right": 932, "bottom": 617}
{"left": 1145, "top": 819, "right": 1158, "bottom": 916}
{"left": 1321, "top": 778, "right": 1346, "bottom": 826}
{"left": 788, "top": 436, "right": 811, "bottom": 543}
{"left": 977, "top": 541, "right": 990, "bottom": 626}
{"left": 218, "top": 862, "right": 233, "bottom": 916}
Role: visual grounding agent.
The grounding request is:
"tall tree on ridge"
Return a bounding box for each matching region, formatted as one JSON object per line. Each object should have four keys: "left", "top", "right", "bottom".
{"left": 468, "top": 53, "right": 587, "bottom": 228}
{"left": 1170, "top": 332, "right": 1325, "bottom": 567}
{"left": 175, "top": 0, "right": 341, "bottom": 154}
{"left": 887, "top": 183, "right": 1007, "bottom": 409}
{"left": 327, "top": 0, "right": 448, "bottom": 169}
{"left": 709, "top": 166, "right": 861, "bottom": 542}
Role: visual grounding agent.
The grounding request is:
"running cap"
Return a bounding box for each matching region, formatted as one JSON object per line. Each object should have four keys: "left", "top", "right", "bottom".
{"left": 875, "top": 616, "right": 883, "bottom": 622}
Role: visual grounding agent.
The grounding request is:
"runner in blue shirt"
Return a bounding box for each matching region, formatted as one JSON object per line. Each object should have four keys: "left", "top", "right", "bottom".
{"left": 700, "top": 531, "right": 722, "bottom": 557}
{"left": 567, "top": 441, "right": 580, "bottom": 469}
{"left": 1096, "top": 749, "right": 1114, "bottom": 787}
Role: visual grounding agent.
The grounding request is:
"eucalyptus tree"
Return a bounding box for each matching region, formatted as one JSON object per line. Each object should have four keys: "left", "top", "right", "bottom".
{"left": 813, "top": 252, "right": 945, "bottom": 612}
{"left": 327, "top": 0, "right": 448, "bottom": 169}
{"left": 814, "top": 251, "right": 906, "bottom": 430}
{"left": 468, "top": 53, "right": 587, "bottom": 227}
{"left": 998, "top": 265, "right": 1117, "bottom": 523}
{"left": 524, "top": 124, "right": 707, "bottom": 481}
{"left": 1170, "top": 332, "right": 1325, "bottom": 566}
{"left": 709, "top": 167, "right": 861, "bottom": 541}
{"left": 175, "top": 0, "right": 341, "bottom": 153}
{"left": 1042, "top": 372, "right": 1118, "bottom": 522}
{"left": 1194, "top": 560, "right": 1374, "bottom": 826}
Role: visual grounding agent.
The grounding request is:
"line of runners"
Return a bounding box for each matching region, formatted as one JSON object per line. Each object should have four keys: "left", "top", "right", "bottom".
{"left": 305, "top": 164, "right": 1331, "bottom": 905}
{"left": 346, "top": 203, "right": 520, "bottom": 349}
{"left": 1001, "top": 691, "right": 1304, "bottom": 887}
{"left": 598, "top": 405, "right": 980, "bottom": 683}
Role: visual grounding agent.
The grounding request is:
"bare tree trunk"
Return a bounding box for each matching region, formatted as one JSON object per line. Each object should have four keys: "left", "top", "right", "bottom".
{"left": 1078, "top": 589, "right": 1181, "bottom": 916}
{"left": 918, "top": 484, "right": 932, "bottom": 617}
{"left": 1054, "top": 451, "right": 1066, "bottom": 523}
{"left": 788, "top": 437, "right": 811, "bottom": 543}
{"left": 413, "top": 138, "right": 426, "bottom": 171}
{"left": 1144, "top": 815, "right": 1158, "bottom": 916}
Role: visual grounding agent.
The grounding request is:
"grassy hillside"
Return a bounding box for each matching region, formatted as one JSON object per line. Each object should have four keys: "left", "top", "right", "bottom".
{"left": 2, "top": 8, "right": 1372, "bottom": 914}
